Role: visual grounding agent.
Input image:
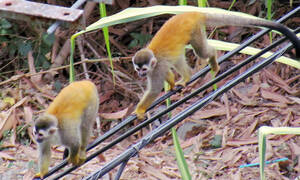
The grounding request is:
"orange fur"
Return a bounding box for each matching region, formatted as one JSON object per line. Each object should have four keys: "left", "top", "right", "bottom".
{"left": 47, "top": 81, "right": 97, "bottom": 125}
{"left": 34, "top": 80, "right": 99, "bottom": 178}
{"left": 148, "top": 12, "right": 205, "bottom": 59}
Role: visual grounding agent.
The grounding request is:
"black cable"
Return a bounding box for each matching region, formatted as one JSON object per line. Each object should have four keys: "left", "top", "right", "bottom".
{"left": 84, "top": 39, "right": 295, "bottom": 180}
{"left": 114, "top": 158, "right": 129, "bottom": 180}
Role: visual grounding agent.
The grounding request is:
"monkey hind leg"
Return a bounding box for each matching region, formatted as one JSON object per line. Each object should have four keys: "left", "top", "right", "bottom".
{"left": 166, "top": 70, "right": 175, "bottom": 90}
{"left": 190, "top": 26, "right": 219, "bottom": 73}
{"left": 174, "top": 56, "right": 191, "bottom": 87}
{"left": 68, "top": 143, "right": 82, "bottom": 165}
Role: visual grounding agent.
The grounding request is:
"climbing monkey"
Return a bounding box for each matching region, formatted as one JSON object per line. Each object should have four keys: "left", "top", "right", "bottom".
{"left": 33, "top": 80, "right": 99, "bottom": 179}
{"left": 132, "top": 11, "right": 300, "bottom": 120}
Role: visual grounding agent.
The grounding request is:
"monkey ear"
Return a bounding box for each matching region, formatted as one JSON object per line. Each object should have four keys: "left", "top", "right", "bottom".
{"left": 49, "top": 127, "right": 58, "bottom": 135}
{"left": 150, "top": 58, "right": 157, "bottom": 68}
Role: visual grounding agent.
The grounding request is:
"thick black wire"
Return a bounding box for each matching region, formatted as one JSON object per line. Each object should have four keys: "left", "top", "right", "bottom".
{"left": 114, "top": 158, "right": 130, "bottom": 180}
{"left": 43, "top": 6, "right": 299, "bottom": 179}
{"left": 84, "top": 41, "right": 295, "bottom": 180}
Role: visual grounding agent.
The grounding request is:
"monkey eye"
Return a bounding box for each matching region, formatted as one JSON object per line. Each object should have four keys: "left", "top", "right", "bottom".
{"left": 141, "top": 67, "right": 148, "bottom": 72}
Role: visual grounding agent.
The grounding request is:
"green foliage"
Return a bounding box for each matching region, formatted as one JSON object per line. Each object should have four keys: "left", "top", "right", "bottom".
{"left": 128, "top": 33, "right": 152, "bottom": 48}
{"left": 209, "top": 134, "right": 222, "bottom": 148}
{"left": 178, "top": 0, "right": 187, "bottom": 5}
{"left": 7, "top": 162, "right": 13, "bottom": 168}
{"left": 0, "top": 18, "right": 54, "bottom": 74}
{"left": 0, "top": 129, "right": 12, "bottom": 150}
{"left": 197, "top": 0, "right": 207, "bottom": 7}
{"left": 2, "top": 129, "right": 12, "bottom": 139}
{"left": 17, "top": 40, "right": 32, "bottom": 57}
{"left": 0, "top": 18, "right": 12, "bottom": 32}
{"left": 16, "top": 124, "right": 30, "bottom": 146}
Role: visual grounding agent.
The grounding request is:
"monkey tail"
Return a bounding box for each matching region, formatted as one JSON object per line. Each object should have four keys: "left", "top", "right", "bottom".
{"left": 251, "top": 21, "right": 300, "bottom": 58}
{"left": 204, "top": 13, "right": 300, "bottom": 58}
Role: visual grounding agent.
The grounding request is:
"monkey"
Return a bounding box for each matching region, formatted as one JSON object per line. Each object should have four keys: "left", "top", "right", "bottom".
{"left": 132, "top": 11, "right": 300, "bottom": 120}
{"left": 33, "top": 80, "right": 99, "bottom": 179}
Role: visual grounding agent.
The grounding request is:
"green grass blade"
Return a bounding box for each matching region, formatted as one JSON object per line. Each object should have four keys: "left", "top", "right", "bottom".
{"left": 164, "top": 82, "right": 191, "bottom": 179}
{"left": 69, "top": 36, "right": 76, "bottom": 83}
{"left": 191, "top": 40, "right": 300, "bottom": 69}
{"left": 259, "top": 126, "right": 300, "bottom": 180}
{"left": 228, "top": 0, "right": 237, "bottom": 11}
{"left": 178, "top": 0, "right": 187, "bottom": 5}
{"left": 100, "top": 3, "right": 116, "bottom": 85}
{"left": 267, "top": 0, "right": 273, "bottom": 43}
{"left": 197, "top": 0, "right": 207, "bottom": 7}
{"left": 259, "top": 126, "right": 267, "bottom": 180}
{"left": 172, "top": 127, "right": 191, "bottom": 180}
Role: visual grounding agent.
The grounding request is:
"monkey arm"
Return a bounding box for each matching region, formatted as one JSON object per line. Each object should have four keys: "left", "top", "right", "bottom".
{"left": 37, "top": 141, "right": 51, "bottom": 178}
{"left": 135, "top": 65, "right": 168, "bottom": 120}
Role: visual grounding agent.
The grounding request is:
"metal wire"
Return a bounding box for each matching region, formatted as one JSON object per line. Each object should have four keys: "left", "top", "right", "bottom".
{"left": 84, "top": 40, "right": 296, "bottom": 179}
{"left": 43, "top": 6, "right": 300, "bottom": 179}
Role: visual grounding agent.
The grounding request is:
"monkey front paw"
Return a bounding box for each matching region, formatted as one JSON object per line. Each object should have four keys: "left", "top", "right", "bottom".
{"left": 135, "top": 108, "right": 146, "bottom": 120}
{"left": 68, "top": 154, "right": 85, "bottom": 166}
{"left": 175, "top": 80, "right": 188, "bottom": 87}
{"left": 33, "top": 173, "right": 43, "bottom": 180}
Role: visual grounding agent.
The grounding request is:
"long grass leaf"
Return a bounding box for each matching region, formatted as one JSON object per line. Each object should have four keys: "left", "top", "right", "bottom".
{"left": 100, "top": 3, "right": 116, "bottom": 85}
{"left": 172, "top": 128, "right": 191, "bottom": 180}
{"left": 69, "top": 36, "right": 76, "bottom": 83}
{"left": 200, "top": 40, "right": 300, "bottom": 69}
{"left": 259, "top": 126, "right": 300, "bottom": 180}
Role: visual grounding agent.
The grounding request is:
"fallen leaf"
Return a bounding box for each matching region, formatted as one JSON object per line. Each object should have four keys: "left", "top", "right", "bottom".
{"left": 226, "top": 137, "right": 257, "bottom": 146}
{"left": 192, "top": 107, "right": 238, "bottom": 119}
{"left": 100, "top": 107, "right": 128, "bottom": 119}
{"left": 261, "top": 89, "right": 291, "bottom": 104}
{"left": 0, "top": 97, "right": 28, "bottom": 138}
{"left": 0, "top": 152, "right": 15, "bottom": 161}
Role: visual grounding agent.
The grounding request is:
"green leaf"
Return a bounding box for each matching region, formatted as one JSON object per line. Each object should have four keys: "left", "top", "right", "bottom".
{"left": 42, "top": 32, "right": 55, "bottom": 47}
{"left": 53, "top": 80, "right": 62, "bottom": 92}
{"left": 27, "top": 160, "right": 35, "bottom": 169}
{"left": 129, "top": 33, "right": 152, "bottom": 48}
{"left": 17, "top": 41, "right": 32, "bottom": 57}
{"left": 187, "top": 40, "right": 300, "bottom": 69}
{"left": 0, "top": 36, "right": 9, "bottom": 42}
{"left": 210, "top": 134, "right": 222, "bottom": 148}
{"left": 0, "top": 18, "right": 12, "bottom": 29}
{"left": 8, "top": 42, "right": 17, "bottom": 57}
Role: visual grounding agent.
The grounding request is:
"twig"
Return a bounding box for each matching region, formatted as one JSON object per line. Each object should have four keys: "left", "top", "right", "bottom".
{"left": 77, "top": 36, "right": 90, "bottom": 79}
{"left": 0, "top": 57, "right": 131, "bottom": 86}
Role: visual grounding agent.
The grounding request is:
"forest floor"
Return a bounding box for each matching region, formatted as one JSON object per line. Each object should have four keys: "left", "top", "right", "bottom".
{"left": 0, "top": 1, "right": 300, "bottom": 180}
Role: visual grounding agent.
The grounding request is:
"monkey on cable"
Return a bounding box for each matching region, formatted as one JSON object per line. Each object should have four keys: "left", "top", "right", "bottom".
{"left": 132, "top": 11, "right": 300, "bottom": 120}
{"left": 33, "top": 80, "right": 99, "bottom": 179}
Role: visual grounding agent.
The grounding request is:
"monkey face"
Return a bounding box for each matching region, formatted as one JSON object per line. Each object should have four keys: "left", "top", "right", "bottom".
{"left": 134, "top": 64, "right": 151, "bottom": 77}
{"left": 132, "top": 49, "right": 157, "bottom": 77}
{"left": 33, "top": 114, "right": 58, "bottom": 143}
{"left": 33, "top": 125, "right": 57, "bottom": 143}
